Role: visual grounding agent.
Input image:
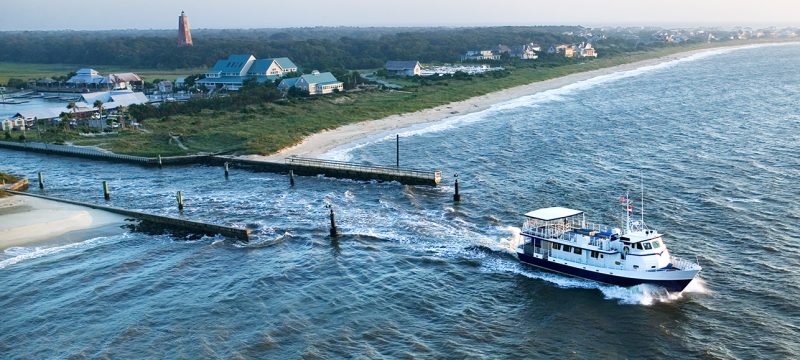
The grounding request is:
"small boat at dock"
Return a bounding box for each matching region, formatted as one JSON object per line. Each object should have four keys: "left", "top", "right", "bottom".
{"left": 516, "top": 197, "right": 701, "bottom": 292}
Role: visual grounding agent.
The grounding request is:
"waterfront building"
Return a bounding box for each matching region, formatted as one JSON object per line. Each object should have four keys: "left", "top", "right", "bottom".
{"left": 461, "top": 50, "right": 501, "bottom": 61}
{"left": 384, "top": 61, "right": 422, "bottom": 76}
{"left": 278, "top": 71, "right": 343, "bottom": 95}
{"left": 197, "top": 54, "right": 299, "bottom": 90}
{"left": 66, "top": 69, "right": 142, "bottom": 90}
{"left": 510, "top": 43, "right": 541, "bottom": 60}
{"left": 580, "top": 43, "right": 598, "bottom": 57}
{"left": 178, "top": 11, "right": 193, "bottom": 46}
{"left": 158, "top": 81, "right": 173, "bottom": 93}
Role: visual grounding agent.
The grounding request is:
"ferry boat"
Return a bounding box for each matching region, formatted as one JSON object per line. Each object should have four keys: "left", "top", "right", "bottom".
{"left": 516, "top": 199, "right": 701, "bottom": 292}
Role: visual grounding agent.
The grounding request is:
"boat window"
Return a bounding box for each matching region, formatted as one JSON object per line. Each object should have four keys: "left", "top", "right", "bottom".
{"left": 590, "top": 251, "right": 599, "bottom": 258}
{"left": 563, "top": 245, "right": 572, "bottom": 252}
{"left": 652, "top": 240, "right": 661, "bottom": 248}
{"left": 636, "top": 243, "right": 643, "bottom": 250}
{"left": 573, "top": 247, "right": 582, "bottom": 255}
{"left": 644, "top": 242, "right": 652, "bottom": 250}
{"left": 552, "top": 243, "right": 561, "bottom": 250}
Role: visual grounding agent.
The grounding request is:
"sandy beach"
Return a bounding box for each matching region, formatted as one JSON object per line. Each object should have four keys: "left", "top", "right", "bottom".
{"left": 255, "top": 44, "right": 766, "bottom": 161}
{"left": 0, "top": 195, "right": 126, "bottom": 250}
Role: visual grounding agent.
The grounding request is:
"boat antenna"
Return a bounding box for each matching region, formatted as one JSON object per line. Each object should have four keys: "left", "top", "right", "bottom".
{"left": 641, "top": 172, "right": 645, "bottom": 227}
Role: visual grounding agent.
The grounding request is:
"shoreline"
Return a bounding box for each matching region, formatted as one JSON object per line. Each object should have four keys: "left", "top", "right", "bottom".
{"left": 258, "top": 42, "right": 792, "bottom": 161}
{"left": 0, "top": 195, "right": 126, "bottom": 250}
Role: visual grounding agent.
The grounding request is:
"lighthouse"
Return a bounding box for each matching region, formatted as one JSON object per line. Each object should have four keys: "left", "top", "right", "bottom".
{"left": 178, "top": 11, "right": 193, "bottom": 47}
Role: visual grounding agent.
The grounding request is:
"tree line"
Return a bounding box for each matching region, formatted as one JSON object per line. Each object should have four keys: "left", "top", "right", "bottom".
{"left": 0, "top": 26, "right": 621, "bottom": 70}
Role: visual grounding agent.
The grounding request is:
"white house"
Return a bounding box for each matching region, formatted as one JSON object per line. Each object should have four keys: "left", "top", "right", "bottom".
{"left": 278, "top": 71, "right": 343, "bottom": 95}
{"left": 385, "top": 61, "right": 421, "bottom": 76}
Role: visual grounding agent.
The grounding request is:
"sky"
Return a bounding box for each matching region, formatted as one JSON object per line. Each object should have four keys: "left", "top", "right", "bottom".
{"left": 2, "top": 0, "right": 799, "bottom": 31}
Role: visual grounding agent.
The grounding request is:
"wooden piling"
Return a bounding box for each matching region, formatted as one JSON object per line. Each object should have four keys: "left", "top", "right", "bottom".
{"left": 103, "top": 180, "right": 110, "bottom": 200}
{"left": 38, "top": 171, "right": 44, "bottom": 189}
{"left": 454, "top": 174, "right": 461, "bottom": 202}
{"left": 224, "top": 162, "right": 229, "bottom": 178}
{"left": 396, "top": 134, "right": 400, "bottom": 168}
{"left": 158, "top": 154, "right": 163, "bottom": 168}
{"left": 177, "top": 191, "right": 184, "bottom": 211}
{"left": 289, "top": 170, "right": 295, "bottom": 187}
{"left": 329, "top": 207, "right": 338, "bottom": 237}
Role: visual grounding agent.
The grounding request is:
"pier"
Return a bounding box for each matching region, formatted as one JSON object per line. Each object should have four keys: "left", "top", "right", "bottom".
{"left": 4, "top": 190, "right": 251, "bottom": 241}
{"left": 0, "top": 141, "right": 442, "bottom": 186}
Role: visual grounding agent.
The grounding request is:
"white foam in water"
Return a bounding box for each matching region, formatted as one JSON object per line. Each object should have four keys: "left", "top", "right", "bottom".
{"left": 323, "top": 43, "right": 793, "bottom": 162}
{"left": 0, "top": 234, "right": 127, "bottom": 270}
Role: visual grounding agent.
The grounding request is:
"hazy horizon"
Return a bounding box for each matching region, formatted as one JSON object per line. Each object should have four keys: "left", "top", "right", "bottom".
{"left": 2, "top": 0, "right": 799, "bottom": 31}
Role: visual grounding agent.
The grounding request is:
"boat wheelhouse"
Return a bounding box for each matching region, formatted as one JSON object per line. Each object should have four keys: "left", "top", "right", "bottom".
{"left": 516, "top": 205, "right": 701, "bottom": 292}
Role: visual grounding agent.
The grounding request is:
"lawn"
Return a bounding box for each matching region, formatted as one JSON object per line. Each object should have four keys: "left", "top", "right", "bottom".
{"left": 0, "top": 62, "right": 205, "bottom": 85}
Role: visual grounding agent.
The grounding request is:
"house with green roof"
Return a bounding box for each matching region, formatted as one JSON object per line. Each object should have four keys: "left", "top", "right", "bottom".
{"left": 278, "top": 71, "right": 343, "bottom": 95}
{"left": 197, "top": 54, "right": 299, "bottom": 90}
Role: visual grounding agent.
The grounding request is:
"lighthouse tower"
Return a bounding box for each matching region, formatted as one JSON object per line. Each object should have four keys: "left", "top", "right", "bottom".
{"left": 178, "top": 11, "right": 193, "bottom": 47}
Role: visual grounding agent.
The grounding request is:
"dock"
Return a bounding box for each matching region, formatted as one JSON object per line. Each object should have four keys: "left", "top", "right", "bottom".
{"left": 285, "top": 156, "right": 441, "bottom": 186}
{"left": 0, "top": 141, "right": 442, "bottom": 186}
{"left": 4, "top": 190, "right": 251, "bottom": 241}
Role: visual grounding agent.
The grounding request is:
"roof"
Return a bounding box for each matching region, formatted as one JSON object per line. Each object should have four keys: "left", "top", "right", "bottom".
{"left": 13, "top": 107, "right": 65, "bottom": 120}
{"left": 278, "top": 77, "right": 300, "bottom": 88}
{"left": 110, "top": 73, "right": 142, "bottom": 82}
{"left": 524, "top": 207, "right": 584, "bottom": 221}
{"left": 247, "top": 59, "right": 276, "bottom": 75}
{"left": 299, "top": 72, "right": 338, "bottom": 84}
{"left": 273, "top": 57, "right": 297, "bottom": 70}
{"left": 385, "top": 60, "right": 420, "bottom": 71}
{"left": 208, "top": 54, "right": 254, "bottom": 74}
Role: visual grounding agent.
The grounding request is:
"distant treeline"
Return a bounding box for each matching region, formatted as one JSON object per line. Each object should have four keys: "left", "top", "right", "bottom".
{"left": 0, "top": 26, "right": 669, "bottom": 70}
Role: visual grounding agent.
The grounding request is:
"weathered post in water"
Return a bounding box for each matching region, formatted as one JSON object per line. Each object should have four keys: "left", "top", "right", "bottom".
{"left": 396, "top": 134, "right": 400, "bottom": 168}
{"left": 103, "top": 180, "right": 110, "bottom": 200}
{"left": 176, "top": 191, "right": 184, "bottom": 211}
{"left": 38, "top": 171, "right": 44, "bottom": 189}
{"left": 453, "top": 174, "right": 461, "bottom": 202}
{"left": 158, "top": 155, "right": 163, "bottom": 169}
{"left": 289, "top": 170, "right": 295, "bottom": 187}
{"left": 329, "top": 206, "right": 338, "bottom": 237}
{"left": 224, "top": 162, "right": 229, "bottom": 179}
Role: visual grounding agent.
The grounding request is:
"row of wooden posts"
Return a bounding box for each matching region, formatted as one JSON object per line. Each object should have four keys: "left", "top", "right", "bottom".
{"left": 33, "top": 161, "right": 462, "bottom": 239}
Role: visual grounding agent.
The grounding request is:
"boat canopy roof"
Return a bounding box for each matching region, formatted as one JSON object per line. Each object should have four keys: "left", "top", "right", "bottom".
{"left": 524, "top": 207, "right": 584, "bottom": 221}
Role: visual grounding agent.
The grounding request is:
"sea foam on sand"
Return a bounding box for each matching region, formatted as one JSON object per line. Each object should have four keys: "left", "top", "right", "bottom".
{"left": 0, "top": 195, "right": 126, "bottom": 250}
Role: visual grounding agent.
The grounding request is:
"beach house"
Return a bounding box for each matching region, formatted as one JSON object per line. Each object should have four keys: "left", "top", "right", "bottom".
{"left": 278, "top": 71, "right": 343, "bottom": 95}
{"left": 197, "top": 54, "right": 299, "bottom": 90}
{"left": 385, "top": 61, "right": 422, "bottom": 76}
{"left": 66, "top": 69, "right": 143, "bottom": 90}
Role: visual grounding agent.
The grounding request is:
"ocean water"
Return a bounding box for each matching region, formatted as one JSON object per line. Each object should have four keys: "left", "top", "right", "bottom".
{"left": 1, "top": 43, "right": 799, "bottom": 359}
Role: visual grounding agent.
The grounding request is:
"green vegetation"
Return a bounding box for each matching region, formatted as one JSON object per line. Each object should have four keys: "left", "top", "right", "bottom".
{"left": 0, "top": 62, "right": 204, "bottom": 86}
{"left": 5, "top": 41, "right": 750, "bottom": 157}
{"left": 0, "top": 172, "right": 20, "bottom": 183}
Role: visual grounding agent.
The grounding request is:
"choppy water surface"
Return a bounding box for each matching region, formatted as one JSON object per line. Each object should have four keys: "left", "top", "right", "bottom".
{"left": 2, "top": 44, "right": 799, "bottom": 359}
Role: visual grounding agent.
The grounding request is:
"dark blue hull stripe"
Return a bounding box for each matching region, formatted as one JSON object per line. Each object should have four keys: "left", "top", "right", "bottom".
{"left": 518, "top": 253, "right": 692, "bottom": 292}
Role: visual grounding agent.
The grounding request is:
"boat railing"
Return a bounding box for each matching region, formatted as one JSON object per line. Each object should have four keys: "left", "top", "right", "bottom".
{"left": 669, "top": 256, "right": 701, "bottom": 271}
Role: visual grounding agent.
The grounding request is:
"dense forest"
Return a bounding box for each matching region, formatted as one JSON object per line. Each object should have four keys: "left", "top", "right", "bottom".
{"left": 0, "top": 26, "right": 670, "bottom": 71}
